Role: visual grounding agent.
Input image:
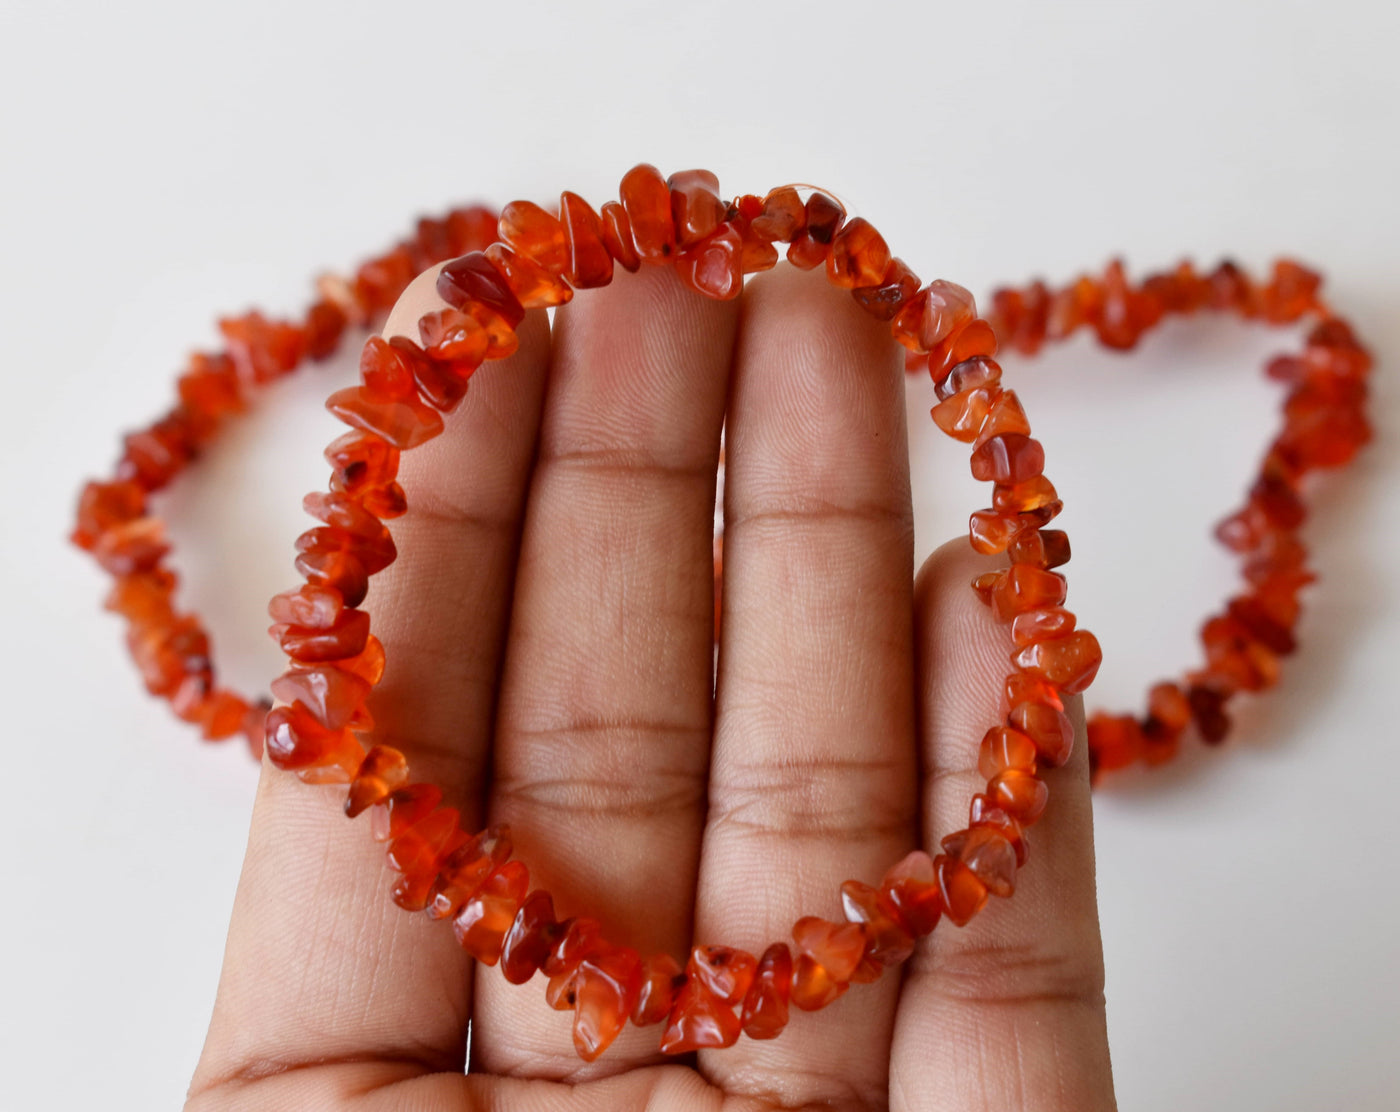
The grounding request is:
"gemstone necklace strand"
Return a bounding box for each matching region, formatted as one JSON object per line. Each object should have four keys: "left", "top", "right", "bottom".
{"left": 70, "top": 165, "right": 1373, "bottom": 1062}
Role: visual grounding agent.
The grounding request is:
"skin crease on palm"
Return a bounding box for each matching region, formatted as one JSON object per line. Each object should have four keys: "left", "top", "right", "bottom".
{"left": 186, "top": 258, "right": 1118, "bottom": 1112}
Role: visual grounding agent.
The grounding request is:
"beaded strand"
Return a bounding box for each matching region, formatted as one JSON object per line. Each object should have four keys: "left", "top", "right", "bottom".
{"left": 70, "top": 164, "right": 1372, "bottom": 1062}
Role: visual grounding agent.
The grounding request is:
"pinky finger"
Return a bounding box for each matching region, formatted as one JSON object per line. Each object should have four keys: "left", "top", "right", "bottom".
{"left": 889, "top": 538, "right": 1116, "bottom": 1112}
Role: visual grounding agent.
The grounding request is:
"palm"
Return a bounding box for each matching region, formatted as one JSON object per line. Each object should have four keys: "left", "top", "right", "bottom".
{"left": 189, "top": 262, "right": 1115, "bottom": 1111}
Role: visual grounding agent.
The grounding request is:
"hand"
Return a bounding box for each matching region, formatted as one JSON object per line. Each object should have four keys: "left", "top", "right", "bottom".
{"left": 188, "top": 259, "right": 1116, "bottom": 1111}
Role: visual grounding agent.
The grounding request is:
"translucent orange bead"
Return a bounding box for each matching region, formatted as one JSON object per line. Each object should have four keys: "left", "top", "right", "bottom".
{"left": 934, "top": 853, "right": 989, "bottom": 926}
{"left": 294, "top": 528, "right": 392, "bottom": 593}
{"left": 688, "top": 945, "right": 757, "bottom": 1007}
{"left": 573, "top": 945, "right": 644, "bottom": 1061}
{"left": 971, "top": 433, "right": 1045, "bottom": 484}
{"left": 1008, "top": 528, "right": 1071, "bottom": 569}
{"left": 827, "top": 217, "right": 891, "bottom": 289}
{"left": 444, "top": 204, "right": 499, "bottom": 255}
{"left": 619, "top": 163, "right": 675, "bottom": 262}
{"left": 344, "top": 744, "right": 408, "bottom": 818}
{"left": 385, "top": 805, "right": 462, "bottom": 877}
{"left": 198, "top": 690, "right": 248, "bottom": 741}
{"left": 978, "top": 726, "right": 1038, "bottom": 779}
{"left": 1008, "top": 700, "right": 1074, "bottom": 767}
{"left": 126, "top": 614, "right": 208, "bottom": 696}
{"left": 786, "top": 191, "right": 845, "bottom": 270}
{"left": 358, "top": 334, "right": 416, "bottom": 397}
{"left": 559, "top": 191, "right": 614, "bottom": 288}
{"left": 676, "top": 224, "right": 744, "bottom": 301}
{"left": 987, "top": 769, "right": 1049, "bottom": 825}
{"left": 667, "top": 168, "right": 726, "bottom": 249}
{"left": 936, "top": 356, "right": 1002, "bottom": 401}
{"left": 1087, "top": 712, "right": 1145, "bottom": 773}
{"left": 498, "top": 200, "right": 568, "bottom": 274}
{"left": 270, "top": 665, "right": 370, "bottom": 730}
{"left": 990, "top": 565, "right": 1068, "bottom": 622}
{"left": 1147, "top": 681, "right": 1192, "bottom": 733}
{"left": 968, "top": 794, "right": 1029, "bottom": 866}
{"left": 632, "top": 952, "right": 684, "bottom": 1027}
{"left": 370, "top": 783, "right": 443, "bottom": 842}
{"left": 891, "top": 279, "right": 977, "bottom": 354}
{"left": 929, "top": 318, "right": 999, "bottom": 384}
{"left": 295, "top": 546, "right": 368, "bottom": 608}
{"left": 273, "top": 607, "right": 370, "bottom": 663}
{"left": 839, "top": 881, "right": 915, "bottom": 965}
{"left": 428, "top": 826, "right": 513, "bottom": 920}
{"left": 105, "top": 569, "right": 176, "bottom": 625}
{"left": 330, "top": 634, "right": 385, "bottom": 686}
{"left": 880, "top": 849, "right": 943, "bottom": 935}
{"left": 264, "top": 703, "right": 364, "bottom": 783}
{"left": 1011, "top": 606, "right": 1077, "bottom": 647}
{"left": 389, "top": 808, "right": 468, "bottom": 910}
{"left": 600, "top": 201, "right": 641, "bottom": 273}
{"left": 971, "top": 570, "right": 1000, "bottom": 605}
{"left": 1187, "top": 684, "right": 1232, "bottom": 743}
{"left": 480, "top": 244, "right": 573, "bottom": 309}
{"left": 791, "top": 917, "right": 866, "bottom": 983}
{"left": 499, "top": 890, "right": 561, "bottom": 985}
{"left": 932, "top": 385, "right": 1000, "bottom": 442}
{"left": 851, "top": 256, "right": 921, "bottom": 322}
{"left": 219, "top": 310, "right": 307, "bottom": 383}
{"left": 408, "top": 355, "right": 474, "bottom": 415}
{"left": 325, "top": 430, "right": 401, "bottom": 496}
{"left": 437, "top": 251, "right": 527, "bottom": 331}
{"left": 740, "top": 943, "right": 793, "bottom": 1040}
{"left": 454, "top": 860, "right": 530, "bottom": 964}
{"left": 659, "top": 981, "right": 740, "bottom": 1053}
{"left": 325, "top": 385, "right": 445, "bottom": 450}
{"left": 1012, "top": 629, "right": 1103, "bottom": 694}
{"left": 941, "top": 825, "right": 1018, "bottom": 898}
{"left": 543, "top": 917, "right": 605, "bottom": 979}
{"left": 72, "top": 479, "right": 146, "bottom": 550}
{"left": 969, "top": 509, "right": 1035, "bottom": 555}
{"left": 351, "top": 248, "right": 416, "bottom": 318}
{"left": 177, "top": 352, "right": 246, "bottom": 418}
{"left": 93, "top": 518, "right": 170, "bottom": 576}
{"left": 993, "top": 474, "right": 1058, "bottom": 514}
{"left": 303, "top": 493, "right": 397, "bottom": 569}
{"left": 750, "top": 185, "right": 805, "bottom": 242}
{"left": 789, "top": 953, "right": 849, "bottom": 1011}
{"left": 268, "top": 582, "right": 342, "bottom": 629}
{"left": 728, "top": 193, "right": 780, "bottom": 274}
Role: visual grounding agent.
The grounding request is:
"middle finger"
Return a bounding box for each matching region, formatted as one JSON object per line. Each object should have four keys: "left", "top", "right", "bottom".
{"left": 472, "top": 262, "right": 739, "bottom": 1074}
{"left": 695, "top": 263, "right": 919, "bottom": 1107}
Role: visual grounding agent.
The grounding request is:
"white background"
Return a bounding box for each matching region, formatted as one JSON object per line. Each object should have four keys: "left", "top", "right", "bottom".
{"left": 2, "top": 1, "right": 1398, "bottom": 1108}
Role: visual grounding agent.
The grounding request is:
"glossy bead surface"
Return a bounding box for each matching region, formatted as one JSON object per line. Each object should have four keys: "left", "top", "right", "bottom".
{"left": 500, "top": 890, "right": 560, "bottom": 985}
{"left": 619, "top": 163, "right": 675, "bottom": 262}
{"left": 454, "top": 860, "right": 530, "bottom": 964}
{"left": 827, "top": 217, "right": 891, "bottom": 289}
{"left": 935, "top": 854, "right": 989, "bottom": 926}
{"left": 632, "top": 952, "right": 684, "bottom": 1027}
{"left": 741, "top": 944, "right": 793, "bottom": 1040}
{"left": 891, "top": 279, "right": 977, "bottom": 353}
{"left": 659, "top": 982, "right": 741, "bottom": 1053}
{"left": 1012, "top": 629, "right": 1103, "bottom": 694}
{"left": 971, "top": 433, "right": 1046, "bottom": 484}
{"left": 498, "top": 200, "right": 568, "bottom": 274}
{"left": 573, "top": 945, "right": 643, "bottom": 1061}
{"left": 987, "top": 769, "right": 1049, "bottom": 824}
{"left": 789, "top": 953, "right": 849, "bottom": 1011}
{"left": 559, "top": 191, "right": 614, "bottom": 289}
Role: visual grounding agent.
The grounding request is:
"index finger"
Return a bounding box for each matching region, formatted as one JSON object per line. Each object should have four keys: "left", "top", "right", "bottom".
{"left": 190, "top": 264, "right": 552, "bottom": 1097}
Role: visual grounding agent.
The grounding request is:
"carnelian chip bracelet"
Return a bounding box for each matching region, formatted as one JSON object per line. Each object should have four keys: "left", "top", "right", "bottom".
{"left": 978, "top": 259, "right": 1372, "bottom": 774}
{"left": 69, "top": 164, "right": 1373, "bottom": 1063}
